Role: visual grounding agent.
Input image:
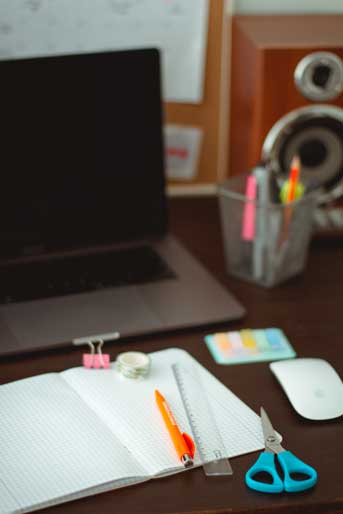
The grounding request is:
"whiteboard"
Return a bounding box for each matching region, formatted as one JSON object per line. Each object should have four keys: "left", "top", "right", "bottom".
{"left": 0, "top": 0, "right": 209, "bottom": 103}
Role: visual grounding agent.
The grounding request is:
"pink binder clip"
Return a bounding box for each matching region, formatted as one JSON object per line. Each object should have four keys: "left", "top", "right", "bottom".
{"left": 82, "top": 339, "right": 110, "bottom": 369}
{"left": 73, "top": 332, "right": 120, "bottom": 369}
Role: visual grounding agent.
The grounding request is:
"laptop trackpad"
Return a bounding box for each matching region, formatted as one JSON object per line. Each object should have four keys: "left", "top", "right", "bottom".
{"left": 1, "top": 287, "right": 162, "bottom": 352}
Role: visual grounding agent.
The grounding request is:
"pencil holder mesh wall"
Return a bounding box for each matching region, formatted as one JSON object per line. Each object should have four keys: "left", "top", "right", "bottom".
{"left": 218, "top": 173, "right": 317, "bottom": 287}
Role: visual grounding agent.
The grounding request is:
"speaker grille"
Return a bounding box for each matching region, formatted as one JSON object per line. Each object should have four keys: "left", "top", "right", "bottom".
{"left": 262, "top": 105, "right": 343, "bottom": 200}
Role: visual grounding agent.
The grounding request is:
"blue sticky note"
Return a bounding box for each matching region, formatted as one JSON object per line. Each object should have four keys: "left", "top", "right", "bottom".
{"left": 265, "top": 328, "right": 291, "bottom": 351}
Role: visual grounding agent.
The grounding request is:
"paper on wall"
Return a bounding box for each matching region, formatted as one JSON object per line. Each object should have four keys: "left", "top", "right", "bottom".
{"left": 164, "top": 124, "right": 203, "bottom": 181}
{"left": 0, "top": 0, "right": 209, "bottom": 103}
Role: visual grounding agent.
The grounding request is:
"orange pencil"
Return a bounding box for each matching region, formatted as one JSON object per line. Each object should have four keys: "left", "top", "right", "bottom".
{"left": 286, "top": 155, "right": 301, "bottom": 203}
{"left": 155, "top": 389, "right": 195, "bottom": 468}
{"left": 278, "top": 156, "right": 302, "bottom": 247}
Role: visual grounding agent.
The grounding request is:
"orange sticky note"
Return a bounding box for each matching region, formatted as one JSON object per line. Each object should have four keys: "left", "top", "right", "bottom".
{"left": 214, "top": 333, "right": 232, "bottom": 356}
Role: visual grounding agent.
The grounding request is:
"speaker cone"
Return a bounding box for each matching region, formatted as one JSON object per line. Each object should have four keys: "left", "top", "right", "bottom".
{"left": 262, "top": 105, "right": 343, "bottom": 202}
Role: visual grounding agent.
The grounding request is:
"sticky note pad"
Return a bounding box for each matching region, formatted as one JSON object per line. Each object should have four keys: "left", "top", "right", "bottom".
{"left": 204, "top": 328, "right": 296, "bottom": 365}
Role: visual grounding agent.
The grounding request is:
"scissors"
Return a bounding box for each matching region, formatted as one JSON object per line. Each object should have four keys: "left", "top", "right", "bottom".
{"left": 246, "top": 407, "right": 317, "bottom": 493}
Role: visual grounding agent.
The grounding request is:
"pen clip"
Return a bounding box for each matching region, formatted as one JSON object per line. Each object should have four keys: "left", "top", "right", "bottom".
{"left": 182, "top": 432, "right": 196, "bottom": 459}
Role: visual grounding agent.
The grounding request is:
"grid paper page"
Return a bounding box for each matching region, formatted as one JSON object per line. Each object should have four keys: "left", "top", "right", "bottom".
{"left": 0, "top": 479, "right": 20, "bottom": 514}
{"left": 0, "top": 373, "right": 146, "bottom": 513}
{"left": 62, "top": 348, "right": 266, "bottom": 476}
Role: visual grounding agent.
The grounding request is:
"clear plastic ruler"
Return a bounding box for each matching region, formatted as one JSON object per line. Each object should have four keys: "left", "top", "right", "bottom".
{"left": 172, "top": 362, "right": 233, "bottom": 476}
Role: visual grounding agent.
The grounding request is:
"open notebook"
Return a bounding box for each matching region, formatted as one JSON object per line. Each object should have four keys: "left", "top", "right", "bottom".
{"left": 0, "top": 348, "right": 266, "bottom": 513}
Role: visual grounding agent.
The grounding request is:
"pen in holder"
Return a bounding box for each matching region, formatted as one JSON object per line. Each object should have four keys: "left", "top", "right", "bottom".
{"left": 218, "top": 172, "right": 317, "bottom": 287}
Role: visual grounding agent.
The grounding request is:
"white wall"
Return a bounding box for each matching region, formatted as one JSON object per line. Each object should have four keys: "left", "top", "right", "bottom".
{"left": 233, "top": 0, "right": 343, "bottom": 14}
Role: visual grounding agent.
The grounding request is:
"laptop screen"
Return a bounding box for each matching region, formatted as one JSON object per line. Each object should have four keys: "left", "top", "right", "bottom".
{"left": 0, "top": 49, "right": 167, "bottom": 259}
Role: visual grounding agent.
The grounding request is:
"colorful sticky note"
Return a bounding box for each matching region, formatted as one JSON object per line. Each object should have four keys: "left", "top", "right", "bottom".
{"left": 205, "top": 328, "right": 296, "bottom": 365}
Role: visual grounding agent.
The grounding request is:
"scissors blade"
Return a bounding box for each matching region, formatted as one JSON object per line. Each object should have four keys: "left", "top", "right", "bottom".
{"left": 260, "top": 407, "right": 284, "bottom": 453}
{"left": 260, "top": 407, "right": 276, "bottom": 439}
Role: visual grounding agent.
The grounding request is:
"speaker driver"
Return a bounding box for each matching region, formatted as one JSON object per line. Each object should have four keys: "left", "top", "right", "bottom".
{"left": 262, "top": 105, "right": 343, "bottom": 202}
{"left": 294, "top": 51, "right": 343, "bottom": 102}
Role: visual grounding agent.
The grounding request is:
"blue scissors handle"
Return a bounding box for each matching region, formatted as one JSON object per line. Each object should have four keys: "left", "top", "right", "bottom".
{"left": 245, "top": 450, "right": 317, "bottom": 494}
{"left": 278, "top": 450, "right": 317, "bottom": 493}
{"left": 246, "top": 452, "right": 283, "bottom": 493}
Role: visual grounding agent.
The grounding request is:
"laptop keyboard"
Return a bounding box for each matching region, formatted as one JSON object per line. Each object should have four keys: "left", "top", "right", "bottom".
{"left": 0, "top": 246, "right": 177, "bottom": 305}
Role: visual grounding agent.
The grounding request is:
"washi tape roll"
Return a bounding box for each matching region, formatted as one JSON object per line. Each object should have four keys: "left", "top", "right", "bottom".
{"left": 115, "top": 351, "right": 151, "bottom": 379}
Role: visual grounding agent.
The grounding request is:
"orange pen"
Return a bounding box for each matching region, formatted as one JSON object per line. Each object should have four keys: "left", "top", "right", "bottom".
{"left": 155, "top": 389, "right": 195, "bottom": 468}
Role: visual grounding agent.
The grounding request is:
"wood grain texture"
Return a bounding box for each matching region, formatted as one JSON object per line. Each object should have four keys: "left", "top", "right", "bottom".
{"left": 229, "top": 15, "right": 343, "bottom": 177}
{"left": 165, "top": 0, "right": 226, "bottom": 186}
{"left": 1, "top": 197, "right": 343, "bottom": 514}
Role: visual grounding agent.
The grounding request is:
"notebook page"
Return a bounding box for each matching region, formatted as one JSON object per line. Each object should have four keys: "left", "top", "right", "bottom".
{"left": 0, "top": 373, "right": 146, "bottom": 513}
{"left": 62, "top": 348, "right": 265, "bottom": 476}
{"left": 0, "top": 479, "right": 20, "bottom": 514}
{"left": 62, "top": 361, "right": 185, "bottom": 476}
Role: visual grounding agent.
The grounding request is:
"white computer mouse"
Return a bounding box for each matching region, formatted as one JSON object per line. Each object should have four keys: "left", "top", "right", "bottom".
{"left": 270, "top": 358, "right": 343, "bottom": 420}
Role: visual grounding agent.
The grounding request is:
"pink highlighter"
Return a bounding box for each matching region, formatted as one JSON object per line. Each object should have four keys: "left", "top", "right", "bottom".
{"left": 242, "top": 175, "right": 257, "bottom": 241}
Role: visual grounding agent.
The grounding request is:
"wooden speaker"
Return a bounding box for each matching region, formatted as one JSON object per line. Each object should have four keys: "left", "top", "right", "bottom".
{"left": 229, "top": 14, "right": 343, "bottom": 198}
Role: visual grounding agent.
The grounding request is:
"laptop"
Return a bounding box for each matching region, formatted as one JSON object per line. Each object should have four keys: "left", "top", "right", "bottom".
{"left": 0, "top": 48, "right": 244, "bottom": 356}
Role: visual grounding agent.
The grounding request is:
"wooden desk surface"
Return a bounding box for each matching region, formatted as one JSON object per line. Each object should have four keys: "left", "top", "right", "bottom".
{"left": 1, "top": 197, "right": 343, "bottom": 514}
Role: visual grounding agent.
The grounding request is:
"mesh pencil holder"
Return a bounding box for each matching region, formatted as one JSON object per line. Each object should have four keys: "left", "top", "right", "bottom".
{"left": 218, "top": 173, "right": 318, "bottom": 287}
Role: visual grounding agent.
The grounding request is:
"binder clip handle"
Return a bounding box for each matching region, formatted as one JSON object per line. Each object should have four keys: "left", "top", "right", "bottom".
{"left": 80, "top": 339, "right": 110, "bottom": 369}
{"left": 73, "top": 332, "right": 119, "bottom": 369}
